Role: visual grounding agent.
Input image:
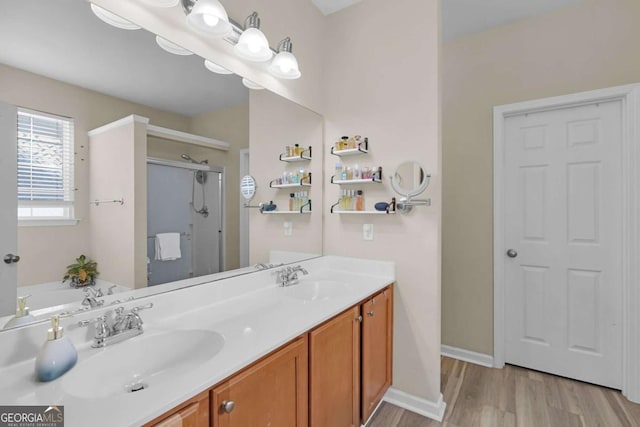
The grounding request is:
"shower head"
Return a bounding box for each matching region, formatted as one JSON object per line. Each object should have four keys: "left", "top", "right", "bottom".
{"left": 180, "top": 154, "right": 208, "bottom": 165}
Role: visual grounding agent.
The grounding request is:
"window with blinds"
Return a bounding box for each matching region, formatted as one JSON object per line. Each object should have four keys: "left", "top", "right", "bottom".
{"left": 17, "top": 108, "right": 75, "bottom": 221}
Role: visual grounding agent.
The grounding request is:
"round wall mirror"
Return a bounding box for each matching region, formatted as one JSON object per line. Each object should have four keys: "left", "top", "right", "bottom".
{"left": 390, "top": 161, "right": 430, "bottom": 198}
{"left": 240, "top": 175, "right": 256, "bottom": 200}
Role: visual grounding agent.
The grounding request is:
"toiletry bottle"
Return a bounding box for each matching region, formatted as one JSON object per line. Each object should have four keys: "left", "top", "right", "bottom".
{"left": 346, "top": 166, "right": 353, "bottom": 180}
{"left": 362, "top": 166, "right": 371, "bottom": 180}
{"left": 356, "top": 190, "right": 364, "bottom": 211}
{"left": 335, "top": 162, "right": 343, "bottom": 181}
{"left": 3, "top": 295, "right": 36, "bottom": 328}
{"left": 289, "top": 193, "right": 295, "bottom": 211}
{"left": 354, "top": 164, "right": 361, "bottom": 180}
{"left": 35, "top": 316, "right": 78, "bottom": 382}
{"left": 340, "top": 136, "right": 349, "bottom": 150}
{"left": 347, "top": 137, "right": 356, "bottom": 149}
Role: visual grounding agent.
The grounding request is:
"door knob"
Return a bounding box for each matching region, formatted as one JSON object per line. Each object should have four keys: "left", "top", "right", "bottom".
{"left": 3, "top": 254, "right": 20, "bottom": 264}
{"left": 506, "top": 249, "right": 518, "bottom": 258}
{"left": 221, "top": 400, "right": 235, "bottom": 414}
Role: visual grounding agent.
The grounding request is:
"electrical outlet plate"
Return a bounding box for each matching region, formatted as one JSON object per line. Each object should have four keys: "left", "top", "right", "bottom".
{"left": 284, "top": 221, "right": 293, "bottom": 236}
{"left": 363, "top": 223, "right": 373, "bottom": 241}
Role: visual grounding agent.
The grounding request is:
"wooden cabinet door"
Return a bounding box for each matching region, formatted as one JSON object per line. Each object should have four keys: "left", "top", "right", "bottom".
{"left": 146, "top": 390, "right": 209, "bottom": 427}
{"left": 211, "top": 336, "right": 308, "bottom": 427}
{"left": 361, "top": 286, "right": 393, "bottom": 423}
{"left": 309, "top": 305, "right": 361, "bottom": 427}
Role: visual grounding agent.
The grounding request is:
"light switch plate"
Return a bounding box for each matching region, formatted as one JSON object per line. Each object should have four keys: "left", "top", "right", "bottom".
{"left": 284, "top": 221, "right": 293, "bottom": 236}
{"left": 363, "top": 223, "right": 373, "bottom": 241}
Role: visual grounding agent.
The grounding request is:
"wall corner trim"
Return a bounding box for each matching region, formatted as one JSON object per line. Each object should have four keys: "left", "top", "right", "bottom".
{"left": 441, "top": 344, "right": 494, "bottom": 368}
{"left": 383, "top": 388, "right": 446, "bottom": 422}
{"left": 88, "top": 114, "right": 150, "bottom": 136}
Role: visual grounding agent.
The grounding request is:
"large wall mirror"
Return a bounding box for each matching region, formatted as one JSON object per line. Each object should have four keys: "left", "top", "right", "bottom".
{"left": 0, "top": 0, "right": 324, "bottom": 329}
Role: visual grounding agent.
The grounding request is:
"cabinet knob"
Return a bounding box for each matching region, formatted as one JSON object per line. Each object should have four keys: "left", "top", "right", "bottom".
{"left": 356, "top": 315, "right": 363, "bottom": 322}
{"left": 221, "top": 400, "right": 235, "bottom": 414}
{"left": 367, "top": 311, "right": 374, "bottom": 317}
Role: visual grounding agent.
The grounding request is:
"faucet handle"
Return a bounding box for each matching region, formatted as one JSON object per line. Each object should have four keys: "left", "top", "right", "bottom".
{"left": 131, "top": 302, "right": 153, "bottom": 313}
{"left": 107, "top": 285, "right": 117, "bottom": 295}
{"left": 78, "top": 315, "right": 111, "bottom": 338}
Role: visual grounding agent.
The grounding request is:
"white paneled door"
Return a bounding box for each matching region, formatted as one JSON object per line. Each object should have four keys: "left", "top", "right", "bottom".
{"left": 0, "top": 102, "right": 17, "bottom": 317}
{"left": 503, "top": 100, "right": 623, "bottom": 389}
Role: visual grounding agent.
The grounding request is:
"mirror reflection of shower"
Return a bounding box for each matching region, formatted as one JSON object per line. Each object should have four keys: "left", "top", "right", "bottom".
{"left": 181, "top": 154, "right": 209, "bottom": 218}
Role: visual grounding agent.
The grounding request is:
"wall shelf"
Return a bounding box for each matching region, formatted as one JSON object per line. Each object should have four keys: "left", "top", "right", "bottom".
{"left": 330, "top": 198, "right": 396, "bottom": 214}
{"left": 331, "top": 210, "right": 396, "bottom": 215}
{"left": 270, "top": 173, "right": 312, "bottom": 188}
{"left": 261, "top": 200, "right": 312, "bottom": 214}
{"left": 330, "top": 138, "right": 369, "bottom": 157}
{"left": 270, "top": 183, "right": 312, "bottom": 189}
{"left": 279, "top": 146, "right": 312, "bottom": 162}
{"left": 331, "top": 170, "right": 381, "bottom": 185}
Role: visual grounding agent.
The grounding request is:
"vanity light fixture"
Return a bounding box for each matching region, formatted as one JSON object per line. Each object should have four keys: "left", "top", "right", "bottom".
{"left": 269, "top": 37, "right": 301, "bottom": 79}
{"left": 140, "top": 0, "right": 180, "bottom": 7}
{"left": 156, "top": 36, "right": 193, "bottom": 55}
{"left": 90, "top": 4, "right": 141, "bottom": 30}
{"left": 185, "top": 0, "right": 232, "bottom": 37}
{"left": 204, "top": 59, "right": 232, "bottom": 74}
{"left": 234, "top": 12, "right": 273, "bottom": 63}
{"left": 242, "top": 78, "right": 265, "bottom": 90}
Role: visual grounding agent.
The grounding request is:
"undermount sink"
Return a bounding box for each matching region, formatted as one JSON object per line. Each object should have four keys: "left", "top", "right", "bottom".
{"left": 282, "top": 280, "right": 349, "bottom": 302}
{"left": 62, "top": 329, "right": 224, "bottom": 399}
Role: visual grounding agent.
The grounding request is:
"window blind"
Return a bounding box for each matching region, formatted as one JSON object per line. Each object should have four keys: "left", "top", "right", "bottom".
{"left": 17, "top": 109, "right": 74, "bottom": 204}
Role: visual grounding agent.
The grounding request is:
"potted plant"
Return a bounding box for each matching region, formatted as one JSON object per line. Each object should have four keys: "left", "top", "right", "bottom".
{"left": 63, "top": 255, "right": 98, "bottom": 288}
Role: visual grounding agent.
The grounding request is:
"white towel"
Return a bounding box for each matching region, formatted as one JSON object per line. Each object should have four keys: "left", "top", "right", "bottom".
{"left": 155, "top": 233, "right": 181, "bottom": 261}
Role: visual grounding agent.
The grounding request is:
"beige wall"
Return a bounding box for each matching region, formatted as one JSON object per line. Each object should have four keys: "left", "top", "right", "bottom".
{"left": 0, "top": 63, "right": 190, "bottom": 286}
{"left": 442, "top": 0, "right": 640, "bottom": 354}
{"left": 249, "top": 91, "right": 323, "bottom": 263}
{"left": 323, "top": 0, "right": 442, "bottom": 403}
{"left": 148, "top": 102, "right": 250, "bottom": 271}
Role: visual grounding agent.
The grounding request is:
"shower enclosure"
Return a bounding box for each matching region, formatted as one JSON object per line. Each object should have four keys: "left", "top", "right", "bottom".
{"left": 146, "top": 157, "right": 224, "bottom": 286}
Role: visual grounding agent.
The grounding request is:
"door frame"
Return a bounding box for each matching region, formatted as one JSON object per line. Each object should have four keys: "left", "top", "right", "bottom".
{"left": 493, "top": 83, "right": 640, "bottom": 403}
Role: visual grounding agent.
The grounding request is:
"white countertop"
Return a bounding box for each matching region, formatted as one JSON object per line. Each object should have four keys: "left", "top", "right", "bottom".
{"left": 0, "top": 256, "right": 394, "bottom": 427}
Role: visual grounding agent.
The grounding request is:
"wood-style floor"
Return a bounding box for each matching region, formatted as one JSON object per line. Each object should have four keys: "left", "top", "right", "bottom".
{"left": 367, "top": 357, "right": 640, "bottom": 427}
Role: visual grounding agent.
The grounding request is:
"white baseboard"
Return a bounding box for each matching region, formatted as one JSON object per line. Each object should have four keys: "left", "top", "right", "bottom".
{"left": 383, "top": 388, "right": 446, "bottom": 422}
{"left": 441, "top": 344, "right": 494, "bottom": 368}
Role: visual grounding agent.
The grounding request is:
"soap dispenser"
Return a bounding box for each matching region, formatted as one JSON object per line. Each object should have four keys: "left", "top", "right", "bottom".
{"left": 35, "top": 316, "right": 77, "bottom": 382}
{"left": 3, "top": 295, "right": 36, "bottom": 328}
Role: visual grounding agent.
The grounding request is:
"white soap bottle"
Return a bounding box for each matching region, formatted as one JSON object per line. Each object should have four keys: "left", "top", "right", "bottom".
{"left": 3, "top": 295, "right": 36, "bottom": 328}
{"left": 35, "top": 316, "right": 78, "bottom": 382}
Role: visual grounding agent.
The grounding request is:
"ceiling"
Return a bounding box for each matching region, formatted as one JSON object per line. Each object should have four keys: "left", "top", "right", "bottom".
{"left": 310, "top": 0, "right": 589, "bottom": 41}
{"left": 441, "top": 0, "right": 589, "bottom": 41}
{"left": 0, "top": 0, "right": 248, "bottom": 117}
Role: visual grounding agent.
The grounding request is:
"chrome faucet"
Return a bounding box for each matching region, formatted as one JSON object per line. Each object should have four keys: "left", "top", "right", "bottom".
{"left": 255, "top": 262, "right": 284, "bottom": 270}
{"left": 81, "top": 287, "right": 104, "bottom": 308}
{"left": 78, "top": 303, "right": 153, "bottom": 348}
{"left": 276, "top": 265, "right": 309, "bottom": 287}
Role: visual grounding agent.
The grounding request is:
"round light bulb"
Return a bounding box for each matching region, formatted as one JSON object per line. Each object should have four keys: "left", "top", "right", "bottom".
{"left": 280, "top": 62, "right": 292, "bottom": 73}
{"left": 203, "top": 14, "right": 219, "bottom": 27}
{"left": 248, "top": 42, "right": 261, "bottom": 53}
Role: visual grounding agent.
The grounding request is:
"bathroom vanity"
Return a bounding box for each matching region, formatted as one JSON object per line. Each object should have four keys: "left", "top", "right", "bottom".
{"left": 0, "top": 256, "right": 394, "bottom": 427}
{"left": 145, "top": 285, "right": 392, "bottom": 427}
